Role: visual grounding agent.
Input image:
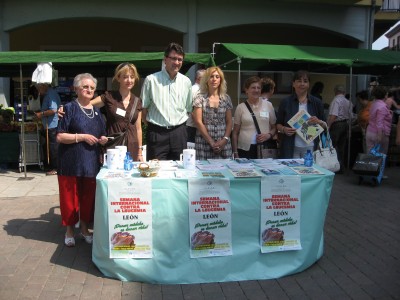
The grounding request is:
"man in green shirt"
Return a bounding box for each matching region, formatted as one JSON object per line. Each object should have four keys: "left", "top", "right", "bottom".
{"left": 141, "top": 43, "right": 193, "bottom": 160}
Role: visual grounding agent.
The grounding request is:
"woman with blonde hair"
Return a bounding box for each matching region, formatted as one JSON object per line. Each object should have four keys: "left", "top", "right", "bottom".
{"left": 90, "top": 63, "right": 143, "bottom": 161}
{"left": 193, "top": 66, "right": 233, "bottom": 160}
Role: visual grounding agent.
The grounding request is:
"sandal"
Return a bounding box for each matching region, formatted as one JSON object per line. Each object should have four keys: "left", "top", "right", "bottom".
{"left": 80, "top": 232, "right": 93, "bottom": 244}
{"left": 46, "top": 170, "right": 57, "bottom": 176}
{"left": 64, "top": 235, "right": 75, "bottom": 247}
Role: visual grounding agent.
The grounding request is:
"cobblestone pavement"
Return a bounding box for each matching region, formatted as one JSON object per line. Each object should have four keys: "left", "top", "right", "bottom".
{"left": 0, "top": 166, "right": 399, "bottom": 300}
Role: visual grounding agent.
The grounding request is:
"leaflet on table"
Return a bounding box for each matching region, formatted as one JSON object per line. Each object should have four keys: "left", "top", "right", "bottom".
{"left": 287, "top": 109, "right": 324, "bottom": 144}
{"left": 251, "top": 158, "right": 274, "bottom": 164}
{"left": 107, "top": 178, "right": 153, "bottom": 259}
{"left": 207, "top": 158, "right": 232, "bottom": 165}
{"left": 260, "top": 168, "right": 281, "bottom": 175}
{"left": 103, "top": 170, "right": 132, "bottom": 179}
{"left": 229, "top": 168, "right": 261, "bottom": 178}
{"left": 201, "top": 171, "right": 225, "bottom": 178}
{"left": 290, "top": 166, "right": 324, "bottom": 175}
{"left": 196, "top": 163, "right": 226, "bottom": 171}
{"left": 278, "top": 159, "right": 304, "bottom": 167}
{"left": 188, "top": 178, "right": 232, "bottom": 258}
{"left": 260, "top": 176, "right": 302, "bottom": 253}
{"left": 226, "top": 162, "right": 255, "bottom": 170}
{"left": 254, "top": 161, "right": 285, "bottom": 169}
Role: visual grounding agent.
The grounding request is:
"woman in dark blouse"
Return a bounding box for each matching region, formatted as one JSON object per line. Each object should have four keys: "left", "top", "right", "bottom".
{"left": 91, "top": 63, "right": 143, "bottom": 161}
{"left": 57, "top": 73, "right": 107, "bottom": 247}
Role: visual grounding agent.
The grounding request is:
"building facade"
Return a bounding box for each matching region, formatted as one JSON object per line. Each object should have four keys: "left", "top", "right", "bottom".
{"left": 0, "top": 0, "right": 396, "bottom": 106}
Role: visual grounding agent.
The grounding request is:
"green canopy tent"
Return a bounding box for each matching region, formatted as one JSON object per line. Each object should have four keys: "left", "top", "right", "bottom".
{"left": 0, "top": 51, "right": 214, "bottom": 77}
{"left": 0, "top": 51, "right": 214, "bottom": 178}
{"left": 213, "top": 42, "right": 400, "bottom": 169}
{"left": 213, "top": 43, "right": 400, "bottom": 73}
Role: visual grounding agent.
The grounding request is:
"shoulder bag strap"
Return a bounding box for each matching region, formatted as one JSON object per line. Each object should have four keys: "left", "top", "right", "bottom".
{"left": 128, "top": 96, "right": 139, "bottom": 123}
{"left": 124, "top": 96, "right": 139, "bottom": 130}
{"left": 244, "top": 101, "right": 261, "bottom": 134}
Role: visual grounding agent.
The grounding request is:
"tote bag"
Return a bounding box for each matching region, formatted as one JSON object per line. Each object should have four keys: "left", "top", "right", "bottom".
{"left": 313, "top": 132, "right": 340, "bottom": 172}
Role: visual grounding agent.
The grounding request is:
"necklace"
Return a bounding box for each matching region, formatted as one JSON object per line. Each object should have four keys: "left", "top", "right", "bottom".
{"left": 247, "top": 99, "right": 259, "bottom": 109}
{"left": 76, "top": 99, "right": 94, "bottom": 119}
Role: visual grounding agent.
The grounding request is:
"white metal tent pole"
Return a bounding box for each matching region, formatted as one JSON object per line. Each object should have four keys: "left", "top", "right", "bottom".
{"left": 347, "top": 66, "right": 353, "bottom": 172}
{"left": 20, "top": 64, "right": 27, "bottom": 178}
{"left": 237, "top": 58, "right": 241, "bottom": 107}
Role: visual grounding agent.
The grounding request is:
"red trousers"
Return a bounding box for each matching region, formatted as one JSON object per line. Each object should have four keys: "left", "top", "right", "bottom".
{"left": 58, "top": 175, "right": 96, "bottom": 226}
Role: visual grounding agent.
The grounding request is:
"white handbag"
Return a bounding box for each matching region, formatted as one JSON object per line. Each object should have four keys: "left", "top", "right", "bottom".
{"left": 313, "top": 132, "right": 340, "bottom": 172}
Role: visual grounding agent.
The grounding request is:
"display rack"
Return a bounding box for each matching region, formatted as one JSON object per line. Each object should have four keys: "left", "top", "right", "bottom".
{"left": 19, "top": 123, "right": 43, "bottom": 172}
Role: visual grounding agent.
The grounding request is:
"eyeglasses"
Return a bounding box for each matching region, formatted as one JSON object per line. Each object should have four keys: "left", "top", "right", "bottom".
{"left": 168, "top": 56, "right": 183, "bottom": 62}
{"left": 81, "top": 85, "right": 96, "bottom": 91}
{"left": 294, "top": 79, "right": 309, "bottom": 84}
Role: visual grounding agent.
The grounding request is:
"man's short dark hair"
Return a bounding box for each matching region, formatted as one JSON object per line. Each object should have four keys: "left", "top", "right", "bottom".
{"left": 164, "top": 42, "right": 185, "bottom": 58}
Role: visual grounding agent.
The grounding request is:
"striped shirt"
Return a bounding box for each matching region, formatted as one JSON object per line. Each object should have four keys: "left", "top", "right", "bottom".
{"left": 141, "top": 69, "right": 193, "bottom": 127}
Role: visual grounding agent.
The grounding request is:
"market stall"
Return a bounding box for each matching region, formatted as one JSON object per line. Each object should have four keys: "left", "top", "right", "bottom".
{"left": 0, "top": 51, "right": 214, "bottom": 175}
{"left": 92, "top": 162, "right": 334, "bottom": 284}
{"left": 212, "top": 43, "right": 400, "bottom": 169}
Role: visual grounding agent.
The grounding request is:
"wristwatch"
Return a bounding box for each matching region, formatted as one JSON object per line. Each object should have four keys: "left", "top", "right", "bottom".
{"left": 223, "top": 136, "right": 230, "bottom": 141}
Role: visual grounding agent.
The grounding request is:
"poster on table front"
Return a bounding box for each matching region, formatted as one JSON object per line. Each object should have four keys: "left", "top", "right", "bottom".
{"left": 188, "top": 178, "right": 232, "bottom": 258}
{"left": 107, "top": 178, "right": 152, "bottom": 258}
{"left": 260, "top": 176, "right": 302, "bottom": 253}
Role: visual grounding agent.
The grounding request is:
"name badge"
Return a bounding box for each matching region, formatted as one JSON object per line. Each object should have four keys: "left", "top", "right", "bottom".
{"left": 116, "top": 108, "right": 126, "bottom": 117}
{"left": 260, "top": 111, "right": 269, "bottom": 118}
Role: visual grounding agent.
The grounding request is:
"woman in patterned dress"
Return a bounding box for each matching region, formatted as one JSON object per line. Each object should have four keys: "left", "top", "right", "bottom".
{"left": 193, "top": 67, "right": 233, "bottom": 160}
{"left": 57, "top": 73, "right": 107, "bottom": 247}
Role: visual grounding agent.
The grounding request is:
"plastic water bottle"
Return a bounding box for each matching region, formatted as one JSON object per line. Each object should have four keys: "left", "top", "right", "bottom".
{"left": 124, "top": 152, "right": 133, "bottom": 171}
{"left": 304, "top": 149, "right": 313, "bottom": 167}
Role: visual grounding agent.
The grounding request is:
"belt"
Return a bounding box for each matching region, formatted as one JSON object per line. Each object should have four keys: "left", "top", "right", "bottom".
{"left": 147, "top": 122, "right": 185, "bottom": 131}
{"left": 334, "top": 119, "right": 348, "bottom": 124}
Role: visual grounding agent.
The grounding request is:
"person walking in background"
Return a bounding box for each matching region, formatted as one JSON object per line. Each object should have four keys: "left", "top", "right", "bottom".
{"left": 276, "top": 70, "right": 326, "bottom": 159}
{"left": 327, "top": 84, "right": 353, "bottom": 173}
{"left": 385, "top": 88, "right": 400, "bottom": 125}
{"left": 260, "top": 76, "right": 279, "bottom": 145}
{"left": 141, "top": 42, "right": 192, "bottom": 160}
{"left": 232, "top": 76, "right": 276, "bottom": 159}
{"left": 310, "top": 81, "right": 328, "bottom": 118}
{"left": 366, "top": 85, "right": 392, "bottom": 155}
{"left": 57, "top": 73, "right": 107, "bottom": 247}
{"left": 356, "top": 90, "right": 372, "bottom": 152}
{"left": 193, "top": 67, "right": 232, "bottom": 160}
{"left": 187, "top": 69, "right": 206, "bottom": 143}
{"left": 260, "top": 76, "right": 275, "bottom": 102}
{"left": 34, "top": 83, "right": 61, "bottom": 176}
{"left": 310, "top": 81, "right": 324, "bottom": 101}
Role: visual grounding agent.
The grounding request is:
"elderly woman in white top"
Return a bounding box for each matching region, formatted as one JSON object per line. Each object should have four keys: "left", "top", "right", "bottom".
{"left": 232, "top": 76, "right": 277, "bottom": 159}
